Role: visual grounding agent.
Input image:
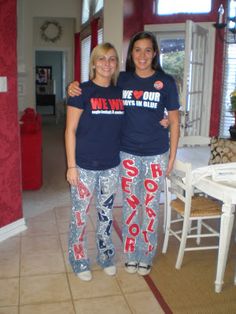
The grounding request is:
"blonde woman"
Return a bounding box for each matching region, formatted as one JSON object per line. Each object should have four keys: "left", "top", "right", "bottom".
{"left": 65, "top": 43, "right": 124, "bottom": 281}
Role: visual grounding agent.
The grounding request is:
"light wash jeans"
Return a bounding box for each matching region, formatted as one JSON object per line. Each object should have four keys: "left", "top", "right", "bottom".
{"left": 120, "top": 151, "right": 168, "bottom": 265}
{"left": 68, "top": 165, "right": 119, "bottom": 274}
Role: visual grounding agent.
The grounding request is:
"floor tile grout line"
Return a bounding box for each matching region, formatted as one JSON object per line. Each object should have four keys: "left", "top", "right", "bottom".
{"left": 114, "top": 274, "right": 134, "bottom": 314}
{"left": 113, "top": 217, "right": 173, "bottom": 314}
{"left": 54, "top": 208, "right": 77, "bottom": 314}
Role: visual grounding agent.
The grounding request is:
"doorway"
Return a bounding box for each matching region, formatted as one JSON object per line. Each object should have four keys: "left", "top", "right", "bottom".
{"left": 35, "top": 50, "right": 67, "bottom": 117}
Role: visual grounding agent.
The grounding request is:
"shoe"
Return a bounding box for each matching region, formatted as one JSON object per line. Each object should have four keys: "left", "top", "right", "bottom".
{"left": 124, "top": 261, "right": 138, "bottom": 274}
{"left": 77, "top": 270, "right": 92, "bottom": 281}
{"left": 137, "top": 262, "right": 151, "bottom": 276}
{"left": 103, "top": 265, "right": 116, "bottom": 276}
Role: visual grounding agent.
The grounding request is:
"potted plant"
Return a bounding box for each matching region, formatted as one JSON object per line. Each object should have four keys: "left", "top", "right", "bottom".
{"left": 229, "top": 89, "right": 236, "bottom": 140}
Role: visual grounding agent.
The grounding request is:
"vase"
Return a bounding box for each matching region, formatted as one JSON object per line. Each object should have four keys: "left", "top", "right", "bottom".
{"left": 229, "top": 125, "right": 236, "bottom": 141}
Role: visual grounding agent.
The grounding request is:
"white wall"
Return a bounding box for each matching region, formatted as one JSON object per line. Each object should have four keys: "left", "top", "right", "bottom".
{"left": 17, "top": 0, "right": 81, "bottom": 111}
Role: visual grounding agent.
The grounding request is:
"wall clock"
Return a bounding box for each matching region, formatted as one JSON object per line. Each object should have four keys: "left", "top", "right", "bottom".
{"left": 40, "top": 21, "right": 62, "bottom": 43}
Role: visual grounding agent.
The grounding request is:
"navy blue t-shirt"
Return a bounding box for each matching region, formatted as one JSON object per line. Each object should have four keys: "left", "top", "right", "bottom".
{"left": 117, "top": 71, "right": 180, "bottom": 156}
{"left": 67, "top": 80, "right": 124, "bottom": 170}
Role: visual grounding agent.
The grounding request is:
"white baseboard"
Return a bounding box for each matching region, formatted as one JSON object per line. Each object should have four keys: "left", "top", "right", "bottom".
{"left": 0, "top": 218, "right": 27, "bottom": 242}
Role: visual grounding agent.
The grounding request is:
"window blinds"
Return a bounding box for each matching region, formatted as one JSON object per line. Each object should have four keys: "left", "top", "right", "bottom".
{"left": 219, "top": 34, "right": 236, "bottom": 137}
{"left": 81, "top": 35, "right": 91, "bottom": 82}
{"left": 80, "top": 28, "right": 103, "bottom": 83}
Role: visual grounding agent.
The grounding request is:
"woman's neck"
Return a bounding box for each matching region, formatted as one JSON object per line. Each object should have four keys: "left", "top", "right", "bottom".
{"left": 135, "top": 69, "right": 155, "bottom": 78}
{"left": 92, "top": 77, "right": 111, "bottom": 87}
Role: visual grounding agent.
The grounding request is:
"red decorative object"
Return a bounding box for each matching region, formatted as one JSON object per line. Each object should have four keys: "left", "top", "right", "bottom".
{"left": 20, "top": 108, "right": 43, "bottom": 190}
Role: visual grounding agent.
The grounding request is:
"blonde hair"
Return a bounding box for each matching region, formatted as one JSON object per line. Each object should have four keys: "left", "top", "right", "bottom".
{"left": 89, "top": 42, "right": 119, "bottom": 86}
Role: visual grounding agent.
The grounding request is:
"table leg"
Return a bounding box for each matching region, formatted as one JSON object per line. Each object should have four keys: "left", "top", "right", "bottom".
{"left": 215, "top": 203, "right": 235, "bottom": 293}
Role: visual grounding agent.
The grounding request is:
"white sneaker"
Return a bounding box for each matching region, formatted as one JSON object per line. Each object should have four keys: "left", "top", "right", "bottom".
{"left": 137, "top": 262, "right": 151, "bottom": 276}
{"left": 103, "top": 265, "right": 116, "bottom": 276}
{"left": 77, "top": 270, "right": 92, "bottom": 281}
{"left": 124, "top": 261, "right": 138, "bottom": 274}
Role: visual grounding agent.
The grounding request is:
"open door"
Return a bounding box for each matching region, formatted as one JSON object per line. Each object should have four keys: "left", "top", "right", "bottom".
{"left": 181, "top": 20, "right": 209, "bottom": 137}
{"left": 145, "top": 21, "right": 215, "bottom": 139}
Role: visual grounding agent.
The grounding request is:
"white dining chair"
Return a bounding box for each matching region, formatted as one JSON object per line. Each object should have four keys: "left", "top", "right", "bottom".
{"left": 162, "top": 159, "right": 222, "bottom": 269}
{"left": 162, "top": 135, "right": 211, "bottom": 232}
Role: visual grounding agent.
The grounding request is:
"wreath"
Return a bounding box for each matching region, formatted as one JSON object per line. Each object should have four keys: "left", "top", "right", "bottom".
{"left": 40, "top": 21, "right": 62, "bottom": 43}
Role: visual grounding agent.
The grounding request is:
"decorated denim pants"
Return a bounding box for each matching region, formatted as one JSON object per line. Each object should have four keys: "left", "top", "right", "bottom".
{"left": 120, "top": 151, "right": 168, "bottom": 266}
{"left": 68, "top": 166, "right": 119, "bottom": 274}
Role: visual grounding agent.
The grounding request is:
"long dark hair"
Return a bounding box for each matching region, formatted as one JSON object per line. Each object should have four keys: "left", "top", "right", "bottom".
{"left": 125, "top": 31, "right": 164, "bottom": 73}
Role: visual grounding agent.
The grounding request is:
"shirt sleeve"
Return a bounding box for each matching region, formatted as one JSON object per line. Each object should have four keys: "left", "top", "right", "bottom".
{"left": 67, "top": 94, "right": 85, "bottom": 110}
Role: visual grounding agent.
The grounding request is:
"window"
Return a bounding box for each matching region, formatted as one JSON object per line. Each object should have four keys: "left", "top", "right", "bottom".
{"left": 80, "top": 29, "right": 103, "bottom": 82}
{"left": 81, "top": 1, "right": 104, "bottom": 81}
{"left": 157, "top": 0, "right": 211, "bottom": 15}
{"left": 81, "top": 35, "right": 91, "bottom": 82}
{"left": 82, "top": 0, "right": 90, "bottom": 24}
{"left": 97, "top": 28, "right": 103, "bottom": 44}
{"left": 82, "top": 0, "right": 104, "bottom": 25}
{"left": 159, "top": 37, "right": 185, "bottom": 102}
{"left": 220, "top": 0, "right": 236, "bottom": 137}
{"left": 95, "top": 0, "right": 104, "bottom": 14}
{"left": 219, "top": 41, "right": 236, "bottom": 137}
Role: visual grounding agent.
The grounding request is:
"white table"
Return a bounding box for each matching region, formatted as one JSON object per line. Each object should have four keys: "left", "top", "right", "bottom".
{"left": 177, "top": 147, "right": 236, "bottom": 293}
{"left": 192, "top": 166, "right": 236, "bottom": 293}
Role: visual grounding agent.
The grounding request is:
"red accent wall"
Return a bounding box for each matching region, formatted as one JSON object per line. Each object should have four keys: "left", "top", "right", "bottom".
{"left": 0, "top": 0, "right": 23, "bottom": 228}
{"left": 123, "top": 0, "right": 226, "bottom": 136}
{"left": 123, "top": 0, "right": 145, "bottom": 66}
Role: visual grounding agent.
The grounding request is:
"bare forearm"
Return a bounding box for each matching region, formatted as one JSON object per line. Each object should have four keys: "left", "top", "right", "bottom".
{"left": 65, "top": 128, "right": 76, "bottom": 168}
{"left": 169, "top": 119, "right": 179, "bottom": 162}
{"left": 166, "top": 110, "right": 180, "bottom": 175}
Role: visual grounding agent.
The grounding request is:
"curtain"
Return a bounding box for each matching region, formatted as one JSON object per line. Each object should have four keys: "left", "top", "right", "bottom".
{"left": 209, "top": 29, "right": 225, "bottom": 137}
{"left": 90, "top": 18, "right": 99, "bottom": 51}
{"left": 74, "top": 32, "right": 81, "bottom": 81}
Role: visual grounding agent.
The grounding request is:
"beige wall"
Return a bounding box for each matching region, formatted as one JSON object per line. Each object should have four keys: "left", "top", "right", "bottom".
{"left": 17, "top": 0, "right": 81, "bottom": 111}
{"left": 103, "top": 0, "right": 124, "bottom": 69}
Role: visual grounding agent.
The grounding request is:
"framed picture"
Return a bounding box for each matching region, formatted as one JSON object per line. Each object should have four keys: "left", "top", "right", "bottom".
{"left": 36, "top": 66, "right": 52, "bottom": 85}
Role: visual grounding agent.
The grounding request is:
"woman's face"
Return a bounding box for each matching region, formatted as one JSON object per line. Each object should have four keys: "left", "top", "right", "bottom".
{"left": 131, "top": 38, "right": 156, "bottom": 76}
{"left": 94, "top": 48, "right": 118, "bottom": 81}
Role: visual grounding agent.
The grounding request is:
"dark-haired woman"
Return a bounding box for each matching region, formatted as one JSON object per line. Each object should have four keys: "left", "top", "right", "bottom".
{"left": 67, "top": 31, "right": 180, "bottom": 276}
{"left": 119, "top": 31, "right": 179, "bottom": 276}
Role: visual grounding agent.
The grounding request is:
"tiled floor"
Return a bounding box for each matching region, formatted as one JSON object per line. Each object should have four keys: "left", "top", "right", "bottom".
{"left": 0, "top": 204, "right": 164, "bottom": 314}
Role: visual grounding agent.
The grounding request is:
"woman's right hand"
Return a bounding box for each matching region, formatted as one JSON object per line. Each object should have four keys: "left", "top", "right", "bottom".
{"left": 66, "top": 168, "right": 78, "bottom": 186}
{"left": 67, "top": 81, "right": 82, "bottom": 97}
